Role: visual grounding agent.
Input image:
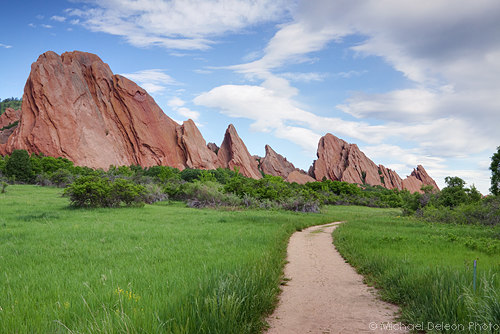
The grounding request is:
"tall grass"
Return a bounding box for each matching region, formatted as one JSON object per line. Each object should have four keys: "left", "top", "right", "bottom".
{"left": 0, "top": 185, "right": 335, "bottom": 333}
{"left": 332, "top": 206, "right": 500, "bottom": 333}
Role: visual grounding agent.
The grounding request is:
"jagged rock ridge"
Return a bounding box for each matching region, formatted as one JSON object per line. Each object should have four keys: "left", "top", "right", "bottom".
{"left": 0, "top": 50, "right": 439, "bottom": 192}
{"left": 259, "top": 145, "right": 315, "bottom": 184}
{"left": 309, "top": 133, "right": 438, "bottom": 193}
{"left": 217, "top": 124, "right": 262, "bottom": 179}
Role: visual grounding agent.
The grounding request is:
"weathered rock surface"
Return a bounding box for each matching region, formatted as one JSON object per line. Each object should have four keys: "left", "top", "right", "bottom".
{"left": 285, "top": 170, "right": 316, "bottom": 184}
{"left": 2, "top": 51, "right": 216, "bottom": 170}
{"left": 309, "top": 133, "right": 383, "bottom": 186}
{"left": 0, "top": 108, "right": 21, "bottom": 129}
{"left": 309, "top": 133, "right": 438, "bottom": 193}
{"left": 402, "top": 165, "right": 439, "bottom": 193}
{"left": 0, "top": 108, "right": 21, "bottom": 146}
{"left": 207, "top": 142, "right": 219, "bottom": 154}
{"left": 177, "top": 119, "right": 219, "bottom": 170}
{"left": 217, "top": 124, "right": 262, "bottom": 179}
{"left": 260, "top": 145, "right": 297, "bottom": 178}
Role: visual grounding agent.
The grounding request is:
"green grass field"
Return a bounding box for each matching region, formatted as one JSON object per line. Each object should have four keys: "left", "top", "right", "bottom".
{"left": 2, "top": 186, "right": 500, "bottom": 333}
{"left": 0, "top": 185, "right": 336, "bottom": 333}
{"left": 332, "top": 207, "right": 500, "bottom": 333}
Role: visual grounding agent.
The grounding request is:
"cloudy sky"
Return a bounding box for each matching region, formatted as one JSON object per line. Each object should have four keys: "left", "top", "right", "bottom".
{"left": 1, "top": 0, "right": 499, "bottom": 193}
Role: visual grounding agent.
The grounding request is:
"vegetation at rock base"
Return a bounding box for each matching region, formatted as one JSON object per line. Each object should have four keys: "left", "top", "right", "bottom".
{"left": 0, "top": 97, "right": 22, "bottom": 115}
{"left": 490, "top": 146, "right": 500, "bottom": 196}
{"left": 1, "top": 148, "right": 500, "bottom": 225}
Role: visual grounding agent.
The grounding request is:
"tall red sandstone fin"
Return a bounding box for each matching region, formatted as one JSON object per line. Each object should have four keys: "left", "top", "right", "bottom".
{"left": 179, "top": 119, "right": 219, "bottom": 169}
{"left": 378, "top": 164, "right": 404, "bottom": 190}
{"left": 5, "top": 50, "right": 187, "bottom": 169}
{"left": 260, "top": 144, "right": 297, "bottom": 178}
{"left": 402, "top": 165, "right": 439, "bottom": 193}
{"left": 309, "top": 133, "right": 382, "bottom": 186}
{"left": 217, "top": 124, "right": 262, "bottom": 179}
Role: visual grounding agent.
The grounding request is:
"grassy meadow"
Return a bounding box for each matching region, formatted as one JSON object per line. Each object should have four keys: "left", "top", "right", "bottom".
{"left": 1, "top": 185, "right": 500, "bottom": 333}
{"left": 0, "top": 185, "right": 336, "bottom": 333}
{"left": 332, "top": 207, "right": 500, "bottom": 333}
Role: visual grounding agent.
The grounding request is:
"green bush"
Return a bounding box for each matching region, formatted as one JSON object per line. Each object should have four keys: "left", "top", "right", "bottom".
{"left": 5, "top": 149, "right": 32, "bottom": 182}
{"left": 64, "top": 176, "right": 147, "bottom": 208}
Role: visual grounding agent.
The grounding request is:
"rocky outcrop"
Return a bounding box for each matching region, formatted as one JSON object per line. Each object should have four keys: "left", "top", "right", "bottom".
{"left": 378, "top": 164, "right": 404, "bottom": 190}
{"left": 402, "top": 165, "right": 439, "bottom": 193}
{"left": 2, "top": 51, "right": 217, "bottom": 170}
{"left": 260, "top": 145, "right": 296, "bottom": 178}
{"left": 0, "top": 108, "right": 21, "bottom": 129}
{"left": 207, "top": 142, "right": 219, "bottom": 154}
{"left": 285, "top": 170, "right": 316, "bottom": 184}
{"left": 309, "top": 133, "right": 438, "bottom": 193}
{"left": 217, "top": 124, "right": 262, "bottom": 179}
{"left": 259, "top": 144, "right": 315, "bottom": 184}
{"left": 309, "top": 133, "right": 383, "bottom": 186}
{"left": 177, "top": 119, "right": 219, "bottom": 170}
{"left": 0, "top": 108, "right": 21, "bottom": 146}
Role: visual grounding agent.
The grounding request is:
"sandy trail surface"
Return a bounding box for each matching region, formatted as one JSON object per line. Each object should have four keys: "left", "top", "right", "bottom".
{"left": 265, "top": 223, "right": 407, "bottom": 334}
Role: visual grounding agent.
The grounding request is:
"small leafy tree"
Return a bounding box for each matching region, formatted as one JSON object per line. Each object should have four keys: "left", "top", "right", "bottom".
{"left": 490, "top": 146, "right": 500, "bottom": 196}
{"left": 5, "top": 149, "right": 32, "bottom": 182}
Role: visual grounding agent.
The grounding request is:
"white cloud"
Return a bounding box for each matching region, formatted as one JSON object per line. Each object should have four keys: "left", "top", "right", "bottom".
{"left": 120, "top": 69, "right": 178, "bottom": 94}
{"left": 68, "top": 0, "right": 293, "bottom": 50}
{"left": 280, "top": 72, "right": 327, "bottom": 83}
{"left": 28, "top": 23, "right": 36, "bottom": 28}
{"left": 168, "top": 97, "right": 200, "bottom": 121}
{"left": 51, "top": 15, "right": 66, "bottom": 22}
{"left": 41, "top": 24, "right": 53, "bottom": 29}
{"left": 0, "top": 43, "right": 12, "bottom": 49}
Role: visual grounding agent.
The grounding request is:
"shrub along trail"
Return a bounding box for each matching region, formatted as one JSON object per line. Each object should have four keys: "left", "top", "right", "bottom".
{"left": 266, "top": 223, "right": 406, "bottom": 334}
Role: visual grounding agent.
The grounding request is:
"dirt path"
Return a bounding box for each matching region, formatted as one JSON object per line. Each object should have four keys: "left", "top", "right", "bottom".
{"left": 265, "top": 223, "right": 407, "bottom": 334}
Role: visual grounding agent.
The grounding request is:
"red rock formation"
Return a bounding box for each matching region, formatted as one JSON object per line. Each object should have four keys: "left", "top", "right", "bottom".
{"left": 0, "top": 108, "right": 21, "bottom": 129}
{"left": 2, "top": 51, "right": 215, "bottom": 170}
{"left": 286, "top": 170, "right": 316, "bottom": 184}
{"left": 260, "top": 145, "right": 296, "bottom": 178}
{"left": 378, "top": 164, "right": 403, "bottom": 190}
{"left": 402, "top": 165, "right": 439, "bottom": 193}
{"left": 309, "top": 133, "right": 383, "bottom": 186}
{"left": 309, "top": 133, "right": 438, "bottom": 193}
{"left": 217, "top": 124, "right": 262, "bottom": 179}
{"left": 207, "top": 142, "right": 219, "bottom": 154}
{"left": 177, "top": 119, "right": 219, "bottom": 169}
{"left": 0, "top": 108, "right": 21, "bottom": 147}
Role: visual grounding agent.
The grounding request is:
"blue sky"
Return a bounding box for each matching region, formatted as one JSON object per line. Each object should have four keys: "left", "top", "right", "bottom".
{"left": 1, "top": 0, "right": 500, "bottom": 193}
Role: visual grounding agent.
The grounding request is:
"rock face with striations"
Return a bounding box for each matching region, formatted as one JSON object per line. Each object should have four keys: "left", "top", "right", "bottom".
{"left": 402, "top": 165, "right": 439, "bottom": 193}
{"left": 260, "top": 145, "right": 315, "bottom": 184}
{"left": 260, "top": 145, "right": 296, "bottom": 178}
{"left": 217, "top": 124, "right": 262, "bottom": 179}
{"left": 309, "top": 133, "right": 438, "bottom": 193}
{"left": 1, "top": 51, "right": 216, "bottom": 170}
{"left": 0, "top": 108, "right": 21, "bottom": 146}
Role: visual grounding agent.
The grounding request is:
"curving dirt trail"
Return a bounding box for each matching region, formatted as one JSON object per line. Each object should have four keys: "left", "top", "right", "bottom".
{"left": 265, "top": 223, "right": 407, "bottom": 334}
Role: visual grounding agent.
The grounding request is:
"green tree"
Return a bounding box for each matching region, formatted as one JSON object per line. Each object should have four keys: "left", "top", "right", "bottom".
{"left": 490, "top": 146, "right": 500, "bottom": 196}
{"left": 5, "top": 149, "right": 32, "bottom": 182}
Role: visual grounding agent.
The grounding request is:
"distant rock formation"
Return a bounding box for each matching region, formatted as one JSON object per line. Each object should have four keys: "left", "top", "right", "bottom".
{"left": 309, "top": 133, "right": 438, "bottom": 193}
{"left": 259, "top": 145, "right": 314, "bottom": 184}
{"left": 177, "top": 119, "right": 219, "bottom": 170}
{"left": 0, "top": 50, "right": 439, "bottom": 192}
{"left": 0, "top": 108, "right": 21, "bottom": 146}
{"left": 1, "top": 51, "right": 214, "bottom": 170}
{"left": 217, "top": 124, "right": 262, "bottom": 179}
{"left": 260, "top": 145, "right": 296, "bottom": 178}
{"left": 402, "top": 165, "right": 439, "bottom": 193}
